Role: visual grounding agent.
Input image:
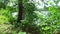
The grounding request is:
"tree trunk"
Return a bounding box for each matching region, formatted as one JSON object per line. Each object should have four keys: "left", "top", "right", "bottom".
{"left": 17, "top": 0, "right": 23, "bottom": 22}
{"left": 17, "top": 0, "right": 29, "bottom": 34}
{"left": 16, "top": 0, "right": 23, "bottom": 33}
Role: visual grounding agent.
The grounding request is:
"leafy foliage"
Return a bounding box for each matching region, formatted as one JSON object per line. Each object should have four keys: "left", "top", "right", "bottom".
{"left": 0, "top": 0, "right": 60, "bottom": 34}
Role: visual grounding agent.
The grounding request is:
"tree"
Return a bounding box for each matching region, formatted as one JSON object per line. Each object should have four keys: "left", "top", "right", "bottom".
{"left": 17, "top": 0, "right": 23, "bottom": 22}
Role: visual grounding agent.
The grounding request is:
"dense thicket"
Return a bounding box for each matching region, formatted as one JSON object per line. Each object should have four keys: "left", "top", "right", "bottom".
{"left": 0, "top": 0, "right": 60, "bottom": 34}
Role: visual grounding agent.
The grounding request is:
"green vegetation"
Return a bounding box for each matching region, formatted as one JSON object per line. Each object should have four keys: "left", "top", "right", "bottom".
{"left": 0, "top": 0, "right": 60, "bottom": 34}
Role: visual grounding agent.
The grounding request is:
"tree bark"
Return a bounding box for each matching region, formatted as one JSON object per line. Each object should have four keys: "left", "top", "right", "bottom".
{"left": 17, "top": 0, "right": 29, "bottom": 34}
{"left": 16, "top": 0, "right": 23, "bottom": 33}
{"left": 17, "top": 0, "right": 23, "bottom": 22}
